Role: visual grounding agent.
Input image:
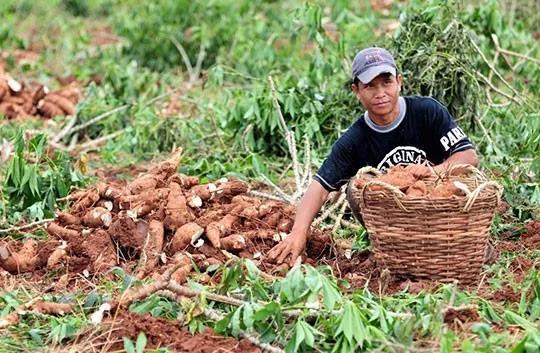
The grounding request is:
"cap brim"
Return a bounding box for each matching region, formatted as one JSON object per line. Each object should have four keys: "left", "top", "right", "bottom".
{"left": 357, "top": 65, "right": 396, "bottom": 84}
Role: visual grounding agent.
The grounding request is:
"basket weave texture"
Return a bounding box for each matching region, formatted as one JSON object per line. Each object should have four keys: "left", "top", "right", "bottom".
{"left": 351, "top": 166, "right": 502, "bottom": 285}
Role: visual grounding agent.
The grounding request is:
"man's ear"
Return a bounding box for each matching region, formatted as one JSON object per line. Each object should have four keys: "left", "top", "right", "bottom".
{"left": 351, "top": 83, "right": 358, "bottom": 94}
{"left": 396, "top": 74, "right": 402, "bottom": 92}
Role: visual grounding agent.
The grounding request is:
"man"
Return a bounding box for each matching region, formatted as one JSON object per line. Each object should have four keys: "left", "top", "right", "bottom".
{"left": 268, "top": 47, "right": 479, "bottom": 266}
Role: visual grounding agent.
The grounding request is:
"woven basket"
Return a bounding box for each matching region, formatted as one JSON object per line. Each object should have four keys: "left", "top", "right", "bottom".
{"left": 350, "top": 165, "right": 503, "bottom": 285}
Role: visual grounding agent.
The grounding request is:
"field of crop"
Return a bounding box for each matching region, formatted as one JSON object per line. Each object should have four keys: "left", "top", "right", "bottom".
{"left": 0, "top": 0, "right": 538, "bottom": 352}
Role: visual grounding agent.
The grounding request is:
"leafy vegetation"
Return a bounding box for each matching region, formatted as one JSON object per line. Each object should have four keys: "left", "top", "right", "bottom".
{"left": 0, "top": 0, "right": 538, "bottom": 352}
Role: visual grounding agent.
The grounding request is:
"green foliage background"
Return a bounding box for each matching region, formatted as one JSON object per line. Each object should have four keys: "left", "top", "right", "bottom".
{"left": 0, "top": 0, "right": 538, "bottom": 352}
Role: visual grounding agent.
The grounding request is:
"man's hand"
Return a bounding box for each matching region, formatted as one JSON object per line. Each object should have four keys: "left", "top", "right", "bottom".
{"left": 267, "top": 229, "right": 308, "bottom": 267}
{"left": 267, "top": 180, "right": 329, "bottom": 268}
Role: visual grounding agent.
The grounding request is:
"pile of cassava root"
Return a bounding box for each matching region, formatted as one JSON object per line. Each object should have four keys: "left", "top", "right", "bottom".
{"left": 0, "top": 150, "right": 330, "bottom": 285}
{"left": 0, "top": 63, "right": 80, "bottom": 119}
{"left": 354, "top": 164, "right": 473, "bottom": 198}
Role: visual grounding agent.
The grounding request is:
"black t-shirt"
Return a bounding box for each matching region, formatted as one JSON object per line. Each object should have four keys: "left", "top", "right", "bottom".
{"left": 314, "top": 96, "right": 474, "bottom": 191}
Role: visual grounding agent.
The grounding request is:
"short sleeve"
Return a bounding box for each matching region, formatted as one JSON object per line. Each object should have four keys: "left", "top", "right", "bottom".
{"left": 314, "top": 136, "right": 362, "bottom": 192}
{"left": 426, "top": 98, "right": 474, "bottom": 158}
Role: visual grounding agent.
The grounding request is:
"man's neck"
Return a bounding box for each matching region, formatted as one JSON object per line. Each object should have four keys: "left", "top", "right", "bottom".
{"left": 368, "top": 100, "right": 401, "bottom": 127}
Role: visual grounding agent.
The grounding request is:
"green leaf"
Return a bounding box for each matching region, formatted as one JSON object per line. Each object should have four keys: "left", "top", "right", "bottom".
{"left": 123, "top": 337, "right": 135, "bottom": 353}
{"left": 135, "top": 331, "right": 147, "bottom": 353}
{"left": 253, "top": 302, "right": 281, "bottom": 321}
{"left": 242, "top": 304, "right": 254, "bottom": 330}
{"left": 230, "top": 307, "right": 242, "bottom": 337}
{"left": 504, "top": 311, "right": 536, "bottom": 331}
{"left": 335, "top": 301, "right": 368, "bottom": 348}
{"left": 320, "top": 275, "right": 341, "bottom": 311}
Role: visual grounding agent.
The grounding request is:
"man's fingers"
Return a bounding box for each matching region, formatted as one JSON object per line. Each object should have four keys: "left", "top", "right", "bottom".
{"left": 276, "top": 244, "right": 292, "bottom": 264}
{"left": 268, "top": 242, "right": 286, "bottom": 260}
{"left": 288, "top": 248, "right": 302, "bottom": 267}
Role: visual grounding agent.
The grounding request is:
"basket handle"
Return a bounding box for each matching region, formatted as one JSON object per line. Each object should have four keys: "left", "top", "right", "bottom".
{"left": 441, "top": 164, "right": 487, "bottom": 183}
{"left": 359, "top": 180, "right": 408, "bottom": 211}
{"left": 355, "top": 166, "right": 382, "bottom": 178}
{"left": 358, "top": 178, "right": 503, "bottom": 213}
{"left": 462, "top": 181, "right": 503, "bottom": 212}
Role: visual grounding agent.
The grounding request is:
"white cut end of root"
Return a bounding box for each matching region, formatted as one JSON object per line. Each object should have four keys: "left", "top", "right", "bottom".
{"left": 160, "top": 252, "right": 167, "bottom": 264}
{"left": 218, "top": 177, "right": 228, "bottom": 184}
{"left": 253, "top": 251, "right": 261, "bottom": 259}
{"left": 43, "top": 86, "right": 50, "bottom": 94}
{"left": 126, "top": 210, "right": 138, "bottom": 219}
{"left": 344, "top": 249, "right": 352, "bottom": 260}
{"left": 207, "top": 183, "right": 217, "bottom": 192}
{"left": 100, "top": 213, "right": 112, "bottom": 227}
{"left": 238, "top": 235, "right": 246, "bottom": 245}
{"left": 189, "top": 196, "right": 203, "bottom": 208}
{"left": 190, "top": 229, "right": 204, "bottom": 245}
{"left": 90, "top": 303, "right": 111, "bottom": 325}
{"left": 82, "top": 229, "right": 91, "bottom": 236}
{"left": 0, "top": 246, "right": 9, "bottom": 260}
{"left": 193, "top": 239, "right": 204, "bottom": 248}
{"left": 103, "top": 201, "right": 113, "bottom": 211}
{"left": 7, "top": 79, "right": 21, "bottom": 92}
{"left": 83, "top": 269, "right": 90, "bottom": 277}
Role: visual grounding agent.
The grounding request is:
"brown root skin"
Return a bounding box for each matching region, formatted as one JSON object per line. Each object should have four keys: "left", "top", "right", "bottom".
{"left": 37, "top": 100, "right": 64, "bottom": 118}
{"left": 263, "top": 213, "right": 281, "bottom": 227}
{"left": 145, "top": 220, "right": 165, "bottom": 271}
{"left": 43, "top": 93, "right": 76, "bottom": 115}
{"left": 221, "top": 234, "right": 247, "bottom": 252}
{"left": 216, "top": 180, "right": 248, "bottom": 197}
{"left": 128, "top": 175, "right": 158, "bottom": 194}
{"left": 109, "top": 213, "right": 146, "bottom": 249}
{"left": 377, "top": 172, "right": 417, "bottom": 191}
{"left": 67, "top": 190, "right": 90, "bottom": 201}
{"left": 54, "top": 86, "right": 80, "bottom": 104}
{"left": 71, "top": 190, "right": 100, "bottom": 214}
{"left": 32, "top": 85, "right": 48, "bottom": 104}
{"left": 238, "top": 206, "right": 259, "bottom": 219}
{"left": 83, "top": 229, "right": 117, "bottom": 273}
{"left": 171, "top": 222, "right": 204, "bottom": 253}
{"left": 169, "top": 174, "right": 199, "bottom": 189}
{"left": 151, "top": 148, "right": 183, "bottom": 179}
{"left": 82, "top": 207, "right": 112, "bottom": 228}
{"left": 0, "top": 79, "right": 8, "bottom": 100}
{"left": 119, "top": 188, "right": 169, "bottom": 210}
{"left": 0, "top": 240, "right": 39, "bottom": 274}
{"left": 205, "top": 223, "right": 222, "bottom": 248}
{"left": 56, "top": 211, "right": 81, "bottom": 225}
{"left": 0, "top": 102, "right": 27, "bottom": 119}
{"left": 47, "top": 247, "right": 68, "bottom": 269}
{"left": 96, "top": 183, "right": 123, "bottom": 200}
{"left": 170, "top": 254, "right": 192, "bottom": 284}
{"left": 47, "top": 223, "right": 80, "bottom": 241}
{"left": 277, "top": 218, "right": 293, "bottom": 233}
{"left": 431, "top": 181, "right": 465, "bottom": 198}
{"left": 188, "top": 184, "right": 213, "bottom": 201}
{"left": 164, "top": 182, "right": 193, "bottom": 230}
{"left": 406, "top": 180, "right": 428, "bottom": 197}
{"left": 32, "top": 301, "right": 73, "bottom": 315}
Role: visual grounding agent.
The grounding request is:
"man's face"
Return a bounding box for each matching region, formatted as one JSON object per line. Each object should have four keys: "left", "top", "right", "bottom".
{"left": 351, "top": 73, "right": 402, "bottom": 118}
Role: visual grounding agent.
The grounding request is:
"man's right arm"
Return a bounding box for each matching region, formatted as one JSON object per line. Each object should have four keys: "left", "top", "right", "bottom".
{"left": 267, "top": 180, "right": 329, "bottom": 266}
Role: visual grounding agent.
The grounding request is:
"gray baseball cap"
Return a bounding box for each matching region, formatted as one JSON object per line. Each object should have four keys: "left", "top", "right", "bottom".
{"left": 352, "top": 47, "right": 397, "bottom": 84}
